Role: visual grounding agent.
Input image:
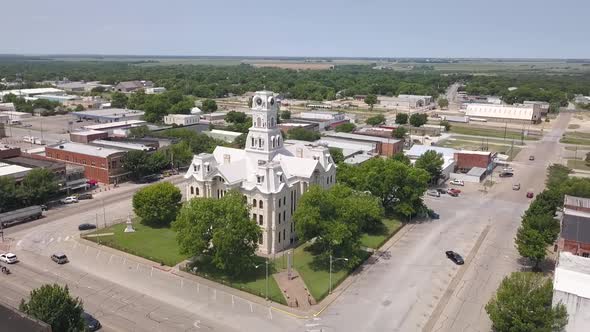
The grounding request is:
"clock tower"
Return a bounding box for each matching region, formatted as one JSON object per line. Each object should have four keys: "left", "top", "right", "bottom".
{"left": 245, "top": 91, "right": 284, "bottom": 160}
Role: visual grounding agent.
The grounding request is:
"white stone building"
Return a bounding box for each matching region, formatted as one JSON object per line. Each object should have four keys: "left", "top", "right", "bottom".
{"left": 163, "top": 114, "right": 200, "bottom": 126}
{"left": 184, "top": 91, "right": 336, "bottom": 254}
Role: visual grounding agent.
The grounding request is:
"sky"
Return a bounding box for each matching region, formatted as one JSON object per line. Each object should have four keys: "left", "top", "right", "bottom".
{"left": 2, "top": 0, "right": 589, "bottom": 58}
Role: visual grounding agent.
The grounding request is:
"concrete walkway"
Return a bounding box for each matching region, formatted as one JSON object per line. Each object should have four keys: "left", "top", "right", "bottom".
{"left": 274, "top": 270, "right": 314, "bottom": 309}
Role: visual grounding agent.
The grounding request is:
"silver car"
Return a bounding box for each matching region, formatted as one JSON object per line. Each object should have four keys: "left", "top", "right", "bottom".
{"left": 427, "top": 190, "right": 440, "bottom": 197}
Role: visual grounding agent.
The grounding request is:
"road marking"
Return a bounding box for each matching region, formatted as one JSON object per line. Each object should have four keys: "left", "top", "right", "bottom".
{"left": 136, "top": 263, "right": 139, "bottom": 271}
{"left": 268, "top": 307, "right": 273, "bottom": 320}
{"left": 213, "top": 289, "right": 216, "bottom": 301}
{"left": 16, "top": 240, "right": 22, "bottom": 247}
{"left": 65, "top": 236, "right": 70, "bottom": 241}
{"left": 85, "top": 246, "right": 89, "bottom": 254}
{"left": 108, "top": 255, "right": 113, "bottom": 264}
{"left": 306, "top": 323, "right": 320, "bottom": 327}
{"left": 150, "top": 267, "right": 153, "bottom": 277}
{"left": 250, "top": 302, "right": 253, "bottom": 312}
{"left": 231, "top": 295, "right": 234, "bottom": 307}
{"left": 95, "top": 251, "right": 100, "bottom": 259}
{"left": 193, "top": 321, "right": 201, "bottom": 329}
{"left": 181, "top": 279, "right": 184, "bottom": 288}
{"left": 197, "top": 283, "right": 200, "bottom": 293}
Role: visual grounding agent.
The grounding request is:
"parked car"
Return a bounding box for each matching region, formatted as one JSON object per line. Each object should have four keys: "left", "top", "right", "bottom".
{"left": 82, "top": 312, "right": 102, "bottom": 331}
{"left": 503, "top": 167, "right": 514, "bottom": 172}
{"left": 61, "top": 196, "right": 78, "bottom": 204}
{"left": 447, "top": 190, "right": 459, "bottom": 197}
{"left": 448, "top": 188, "right": 461, "bottom": 195}
{"left": 527, "top": 191, "right": 534, "bottom": 198}
{"left": 445, "top": 250, "right": 464, "bottom": 265}
{"left": 529, "top": 155, "right": 535, "bottom": 161}
{"left": 51, "top": 253, "right": 69, "bottom": 264}
{"left": 513, "top": 183, "right": 521, "bottom": 191}
{"left": 78, "top": 223, "right": 97, "bottom": 231}
{"left": 0, "top": 253, "right": 18, "bottom": 264}
{"left": 499, "top": 172, "right": 514, "bottom": 177}
{"left": 77, "top": 193, "right": 93, "bottom": 200}
{"left": 450, "top": 179, "right": 465, "bottom": 186}
{"left": 436, "top": 188, "right": 447, "bottom": 194}
{"left": 427, "top": 190, "right": 440, "bottom": 197}
{"left": 428, "top": 209, "right": 440, "bottom": 219}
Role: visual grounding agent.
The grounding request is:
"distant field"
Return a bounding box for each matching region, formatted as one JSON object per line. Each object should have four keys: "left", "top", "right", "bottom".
{"left": 381, "top": 61, "right": 590, "bottom": 73}
{"left": 450, "top": 125, "right": 539, "bottom": 141}
{"left": 250, "top": 62, "right": 335, "bottom": 70}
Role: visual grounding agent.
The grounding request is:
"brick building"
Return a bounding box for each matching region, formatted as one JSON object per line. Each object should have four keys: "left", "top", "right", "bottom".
{"left": 45, "top": 142, "right": 128, "bottom": 184}
{"left": 454, "top": 151, "right": 493, "bottom": 172}
{"left": 323, "top": 132, "right": 403, "bottom": 157}
{"left": 70, "top": 130, "right": 109, "bottom": 144}
{"left": 558, "top": 195, "right": 590, "bottom": 257}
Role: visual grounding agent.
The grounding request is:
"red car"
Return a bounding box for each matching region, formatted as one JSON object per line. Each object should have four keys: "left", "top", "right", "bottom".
{"left": 526, "top": 191, "right": 534, "bottom": 198}
{"left": 448, "top": 188, "right": 461, "bottom": 195}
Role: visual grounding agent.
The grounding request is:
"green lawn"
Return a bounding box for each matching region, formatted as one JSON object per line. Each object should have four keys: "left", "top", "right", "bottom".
{"left": 450, "top": 126, "right": 539, "bottom": 141}
{"left": 560, "top": 137, "right": 590, "bottom": 146}
{"left": 566, "top": 131, "right": 590, "bottom": 139}
{"left": 567, "top": 159, "right": 590, "bottom": 171}
{"left": 564, "top": 146, "right": 590, "bottom": 152}
{"left": 274, "top": 243, "right": 371, "bottom": 302}
{"left": 438, "top": 139, "right": 521, "bottom": 161}
{"left": 360, "top": 218, "right": 402, "bottom": 249}
{"left": 86, "top": 222, "right": 188, "bottom": 267}
{"left": 86, "top": 221, "right": 285, "bottom": 304}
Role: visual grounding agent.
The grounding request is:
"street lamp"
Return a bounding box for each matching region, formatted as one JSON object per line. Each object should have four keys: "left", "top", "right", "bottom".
{"left": 329, "top": 254, "right": 348, "bottom": 294}
{"left": 255, "top": 259, "right": 269, "bottom": 300}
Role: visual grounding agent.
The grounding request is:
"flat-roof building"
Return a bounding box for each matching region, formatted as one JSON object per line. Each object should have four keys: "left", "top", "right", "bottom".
{"left": 0, "top": 162, "right": 31, "bottom": 181}
{"left": 163, "top": 114, "right": 199, "bottom": 126}
{"left": 91, "top": 139, "right": 155, "bottom": 152}
{"left": 465, "top": 103, "right": 542, "bottom": 123}
{"left": 324, "top": 132, "right": 403, "bottom": 157}
{"left": 0, "top": 87, "right": 64, "bottom": 98}
{"left": 292, "top": 111, "right": 348, "bottom": 129}
{"left": 81, "top": 120, "right": 147, "bottom": 134}
{"left": 72, "top": 108, "right": 145, "bottom": 123}
{"left": 34, "top": 94, "right": 81, "bottom": 104}
{"left": 553, "top": 252, "right": 590, "bottom": 332}
{"left": 70, "top": 130, "right": 109, "bottom": 144}
{"left": 45, "top": 142, "right": 128, "bottom": 184}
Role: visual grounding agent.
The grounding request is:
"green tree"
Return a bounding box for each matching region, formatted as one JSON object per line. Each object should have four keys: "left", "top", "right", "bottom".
{"left": 281, "top": 110, "right": 291, "bottom": 120}
{"left": 123, "top": 150, "right": 167, "bottom": 181}
{"left": 522, "top": 213, "right": 560, "bottom": 245}
{"left": 133, "top": 182, "right": 182, "bottom": 227}
{"left": 415, "top": 150, "right": 444, "bottom": 184}
{"left": 110, "top": 92, "right": 128, "bottom": 108}
{"left": 366, "top": 114, "right": 385, "bottom": 126}
{"left": 395, "top": 113, "right": 408, "bottom": 125}
{"left": 329, "top": 147, "right": 345, "bottom": 164}
{"left": 74, "top": 104, "right": 84, "bottom": 112}
{"left": 335, "top": 123, "right": 356, "bottom": 133}
{"left": 288, "top": 127, "right": 321, "bottom": 141}
{"left": 17, "top": 168, "right": 59, "bottom": 206}
{"left": 294, "top": 184, "right": 383, "bottom": 264}
{"left": 172, "top": 191, "right": 260, "bottom": 277}
{"left": 391, "top": 152, "right": 411, "bottom": 165}
{"left": 515, "top": 226, "right": 548, "bottom": 270}
{"left": 90, "top": 86, "right": 106, "bottom": 93}
{"left": 166, "top": 141, "right": 194, "bottom": 168}
{"left": 0, "top": 177, "right": 19, "bottom": 212}
{"left": 234, "top": 133, "right": 247, "bottom": 149}
{"left": 486, "top": 272, "right": 568, "bottom": 332}
{"left": 439, "top": 120, "right": 451, "bottom": 131}
{"left": 224, "top": 110, "right": 248, "bottom": 124}
{"left": 337, "top": 158, "right": 429, "bottom": 217}
{"left": 201, "top": 99, "right": 218, "bottom": 113}
{"left": 392, "top": 126, "right": 407, "bottom": 139}
{"left": 437, "top": 98, "right": 449, "bottom": 109}
{"left": 19, "top": 284, "right": 85, "bottom": 332}
{"left": 128, "top": 125, "right": 151, "bottom": 138}
{"left": 364, "top": 94, "right": 378, "bottom": 110}
{"left": 409, "top": 113, "right": 428, "bottom": 127}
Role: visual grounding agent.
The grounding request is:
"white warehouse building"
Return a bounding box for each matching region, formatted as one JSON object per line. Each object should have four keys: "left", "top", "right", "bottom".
{"left": 465, "top": 103, "right": 542, "bottom": 123}
{"left": 163, "top": 114, "right": 199, "bottom": 126}
{"left": 184, "top": 91, "right": 336, "bottom": 254}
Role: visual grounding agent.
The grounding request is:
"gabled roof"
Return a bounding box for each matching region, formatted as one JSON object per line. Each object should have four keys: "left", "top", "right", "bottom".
{"left": 215, "top": 160, "right": 248, "bottom": 184}
{"left": 275, "top": 155, "right": 319, "bottom": 178}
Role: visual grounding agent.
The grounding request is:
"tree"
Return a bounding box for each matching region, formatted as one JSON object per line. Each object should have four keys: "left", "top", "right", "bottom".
{"left": 392, "top": 126, "right": 407, "bottom": 139}
{"left": 20, "top": 284, "right": 85, "bottom": 332}
{"left": 166, "top": 141, "right": 194, "bottom": 168}
{"left": 391, "top": 152, "right": 411, "bottom": 165}
{"left": 110, "top": 92, "right": 128, "bottom": 108}
{"left": 522, "top": 213, "right": 560, "bottom": 245}
{"left": 335, "top": 123, "right": 356, "bottom": 133}
{"left": 224, "top": 110, "right": 248, "bottom": 124}
{"left": 364, "top": 94, "right": 378, "bottom": 110}
{"left": 123, "top": 150, "right": 168, "bottom": 181}
{"left": 414, "top": 150, "right": 444, "bottom": 184}
{"left": 91, "top": 86, "right": 106, "bottom": 93}
{"left": 294, "top": 184, "right": 383, "bottom": 264}
{"left": 201, "top": 99, "right": 218, "bottom": 113}
{"left": 281, "top": 110, "right": 291, "bottom": 120}
{"left": 409, "top": 113, "right": 428, "bottom": 127}
{"left": 133, "top": 182, "right": 182, "bottom": 227}
{"left": 437, "top": 98, "right": 449, "bottom": 109}
{"left": 172, "top": 191, "right": 260, "bottom": 277}
{"left": 288, "top": 127, "right": 321, "bottom": 141}
{"left": 486, "top": 272, "right": 568, "bottom": 332}
{"left": 74, "top": 104, "right": 85, "bottom": 112}
{"left": 439, "top": 120, "right": 451, "bottom": 131}
{"left": 337, "top": 158, "right": 429, "bottom": 217}
{"left": 366, "top": 114, "right": 385, "bottom": 126}
{"left": 329, "top": 147, "right": 345, "bottom": 164}
{"left": 17, "top": 168, "right": 59, "bottom": 206}
{"left": 233, "top": 133, "right": 247, "bottom": 149}
{"left": 0, "top": 177, "right": 18, "bottom": 212}
{"left": 515, "top": 226, "right": 548, "bottom": 270}
{"left": 395, "top": 113, "right": 408, "bottom": 125}
{"left": 128, "top": 125, "right": 151, "bottom": 138}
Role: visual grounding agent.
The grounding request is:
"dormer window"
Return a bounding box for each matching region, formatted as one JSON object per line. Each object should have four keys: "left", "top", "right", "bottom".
{"left": 257, "top": 176, "right": 264, "bottom": 184}
{"left": 193, "top": 165, "right": 197, "bottom": 171}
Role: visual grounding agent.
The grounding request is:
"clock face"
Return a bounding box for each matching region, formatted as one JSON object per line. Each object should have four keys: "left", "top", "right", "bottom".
{"left": 255, "top": 97, "right": 263, "bottom": 106}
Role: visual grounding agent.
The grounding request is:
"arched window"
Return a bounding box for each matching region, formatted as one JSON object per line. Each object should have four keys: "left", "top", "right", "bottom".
{"left": 251, "top": 137, "right": 255, "bottom": 147}
{"left": 277, "top": 136, "right": 281, "bottom": 146}
{"left": 253, "top": 198, "right": 257, "bottom": 207}
{"left": 259, "top": 200, "right": 263, "bottom": 209}
{"left": 190, "top": 186, "right": 194, "bottom": 195}
{"left": 271, "top": 117, "right": 275, "bottom": 126}
{"left": 196, "top": 187, "right": 200, "bottom": 195}
{"left": 272, "top": 137, "right": 275, "bottom": 148}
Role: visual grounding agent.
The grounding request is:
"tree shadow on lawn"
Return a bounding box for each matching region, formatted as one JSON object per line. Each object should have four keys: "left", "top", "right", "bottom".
{"left": 187, "top": 255, "right": 276, "bottom": 284}
{"left": 304, "top": 242, "right": 371, "bottom": 275}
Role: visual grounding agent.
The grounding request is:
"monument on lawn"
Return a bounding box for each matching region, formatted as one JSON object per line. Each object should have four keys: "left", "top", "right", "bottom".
{"left": 124, "top": 214, "right": 135, "bottom": 233}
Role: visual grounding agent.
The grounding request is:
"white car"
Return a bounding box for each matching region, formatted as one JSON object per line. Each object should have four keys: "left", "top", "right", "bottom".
{"left": 427, "top": 190, "right": 440, "bottom": 197}
{"left": 0, "top": 253, "right": 18, "bottom": 264}
{"left": 61, "top": 196, "right": 78, "bottom": 204}
{"left": 450, "top": 179, "right": 465, "bottom": 186}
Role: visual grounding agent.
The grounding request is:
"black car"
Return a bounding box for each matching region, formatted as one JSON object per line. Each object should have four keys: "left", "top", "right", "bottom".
{"left": 428, "top": 209, "right": 440, "bottom": 219}
{"left": 77, "top": 193, "right": 93, "bottom": 200}
{"left": 82, "top": 312, "right": 102, "bottom": 331}
{"left": 78, "top": 223, "right": 97, "bottom": 231}
{"left": 445, "top": 251, "right": 464, "bottom": 265}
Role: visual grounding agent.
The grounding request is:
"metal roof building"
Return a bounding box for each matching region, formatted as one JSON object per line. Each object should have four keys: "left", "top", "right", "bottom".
{"left": 72, "top": 108, "right": 145, "bottom": 123}
{"left": 465, "top": 103, "right": 542, "bottom": 123}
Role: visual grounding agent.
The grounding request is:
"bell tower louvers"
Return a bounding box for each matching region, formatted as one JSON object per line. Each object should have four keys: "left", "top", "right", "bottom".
{"left": 245, "top": 91, "right": 284, "bottom": 161}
